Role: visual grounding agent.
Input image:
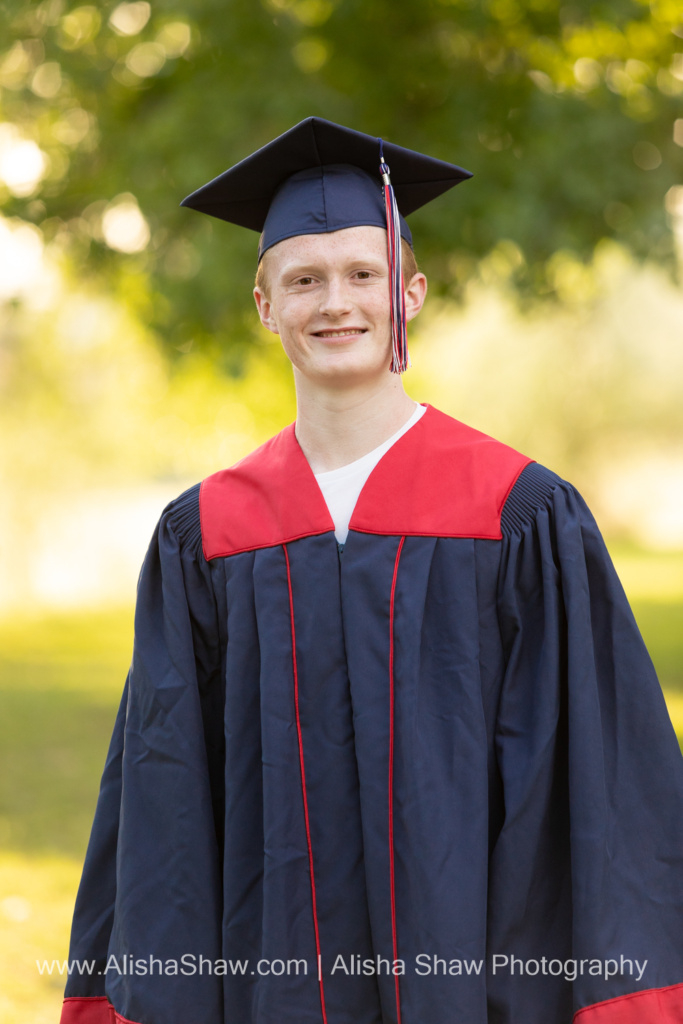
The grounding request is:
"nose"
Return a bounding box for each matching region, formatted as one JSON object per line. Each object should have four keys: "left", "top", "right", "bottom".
{"left": 319, "top": 276, "right": 353, "bottom": 319}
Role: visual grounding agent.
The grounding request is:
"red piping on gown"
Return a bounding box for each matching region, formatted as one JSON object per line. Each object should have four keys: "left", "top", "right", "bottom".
{"left": 389, "top": 537, "right": 406, "bottom": 1024}
{"left": 284, "top": 543, "right": 329, "bottom": 1024}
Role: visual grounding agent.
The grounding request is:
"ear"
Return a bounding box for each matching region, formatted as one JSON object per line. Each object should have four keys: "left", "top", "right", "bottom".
{"left": 253, "top": 287, "right": 280, "bottom": 335}
{"left": 404, "top": 272, "right": 428, "bottom": 324}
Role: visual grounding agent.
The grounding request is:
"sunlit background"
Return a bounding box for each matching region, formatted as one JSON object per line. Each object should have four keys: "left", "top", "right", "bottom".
{"left": 0, "top": 1, "right": 682, "bottom": 1020}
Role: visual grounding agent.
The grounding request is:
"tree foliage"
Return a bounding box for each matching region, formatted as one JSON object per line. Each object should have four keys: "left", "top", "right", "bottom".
{"left": 0, "top": 0, "right": 681, "bottom": 362}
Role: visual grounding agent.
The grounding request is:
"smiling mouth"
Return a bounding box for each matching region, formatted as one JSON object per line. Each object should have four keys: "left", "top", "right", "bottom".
{"left": 313, "top": 328, "right": 367, "bottom": 338}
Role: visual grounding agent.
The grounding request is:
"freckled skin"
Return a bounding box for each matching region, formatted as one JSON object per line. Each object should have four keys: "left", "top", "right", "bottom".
{"left": 253, "top": 225, "right": 427, "bottom": 392}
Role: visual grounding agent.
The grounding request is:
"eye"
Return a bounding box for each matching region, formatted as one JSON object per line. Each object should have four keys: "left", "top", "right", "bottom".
{"left": 354, "top": 270, "right": 373, "bottom": 280}
{"left": 295, "top": 275, "right": 315, "bottom": 286}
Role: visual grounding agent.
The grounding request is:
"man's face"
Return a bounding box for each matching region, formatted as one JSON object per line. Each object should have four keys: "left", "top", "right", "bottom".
{"left": 253, "top": 225, "right": 425, "bottom": 389}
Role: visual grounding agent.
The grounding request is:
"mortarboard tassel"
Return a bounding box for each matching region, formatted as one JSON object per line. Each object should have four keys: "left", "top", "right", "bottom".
{"left": 379, "top": 141, "right": 410, "bottom": 374}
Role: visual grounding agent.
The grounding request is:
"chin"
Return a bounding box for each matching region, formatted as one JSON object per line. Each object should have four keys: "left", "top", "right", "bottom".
{"left": 312, "top": 355, "right": 390, "bottom": 384}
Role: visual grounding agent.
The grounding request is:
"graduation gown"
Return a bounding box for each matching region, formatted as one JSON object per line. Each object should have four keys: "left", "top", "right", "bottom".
{"left": 60, "top": 403, "right": 683, "bottom": 1024}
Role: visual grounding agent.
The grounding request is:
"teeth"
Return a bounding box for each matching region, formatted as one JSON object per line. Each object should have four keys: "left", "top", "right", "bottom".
{"left": 317, "top": 330, "right": 363, "bottom": 337}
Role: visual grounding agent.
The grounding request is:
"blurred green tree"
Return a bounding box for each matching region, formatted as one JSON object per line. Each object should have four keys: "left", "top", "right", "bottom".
{"left": 0, "top": 0, "right": 681, "bottom": 364}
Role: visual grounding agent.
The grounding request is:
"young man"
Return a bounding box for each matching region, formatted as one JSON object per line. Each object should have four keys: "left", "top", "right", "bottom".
{"left": 60, "top": 118, "right": 683, "bottom": 1024}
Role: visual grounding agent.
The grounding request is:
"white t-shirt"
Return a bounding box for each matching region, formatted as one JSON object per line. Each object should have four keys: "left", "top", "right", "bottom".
{"left": 313, "top": 402, "right": 427, "bottom": 544}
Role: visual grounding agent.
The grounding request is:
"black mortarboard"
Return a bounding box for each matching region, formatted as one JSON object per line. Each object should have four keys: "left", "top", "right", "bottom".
{"left": 180, "top": 117, "right": 472, "bottom": 373}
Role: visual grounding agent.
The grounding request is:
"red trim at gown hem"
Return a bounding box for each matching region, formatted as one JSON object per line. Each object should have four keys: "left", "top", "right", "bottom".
{"left": 574, "top": 983, "right": 683, "bottom": 1023}
{"left": 60, "top": 997, "right": 114, "bottom": 1024}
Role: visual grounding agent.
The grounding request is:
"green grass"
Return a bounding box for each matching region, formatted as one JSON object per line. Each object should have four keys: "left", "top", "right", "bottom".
{"left": 610, "top": 544, "right": 683, "bottom": 693}
{"left": 0, "top": 608, "right": 133, "bottom": 859}
{"left": 0, "top": 609, "right": 135, "bottom": 1022}
{"left": 630, "top": 598, "right": 683, "bottom": 693}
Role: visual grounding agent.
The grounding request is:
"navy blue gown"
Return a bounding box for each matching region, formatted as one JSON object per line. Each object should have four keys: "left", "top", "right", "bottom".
{"left": 60, "top": 404, "right": 683, "bottom": 1024}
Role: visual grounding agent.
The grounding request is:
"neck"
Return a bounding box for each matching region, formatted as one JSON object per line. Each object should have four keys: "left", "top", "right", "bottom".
{"left": 293, "top": 373, "right": 418, "bottom": 473}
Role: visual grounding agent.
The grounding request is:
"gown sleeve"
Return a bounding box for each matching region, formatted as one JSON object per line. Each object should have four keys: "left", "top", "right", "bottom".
{"left": 489, "top": 462, "right": 683, "bottom": 1024}
{"left": 60, "top": 483, "right": 225, "bottom": 1024}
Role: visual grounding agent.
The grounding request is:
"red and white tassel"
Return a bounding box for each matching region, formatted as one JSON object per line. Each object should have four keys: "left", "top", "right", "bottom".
{"left": 379, "top": 141, "right": 410, "bottom": 374}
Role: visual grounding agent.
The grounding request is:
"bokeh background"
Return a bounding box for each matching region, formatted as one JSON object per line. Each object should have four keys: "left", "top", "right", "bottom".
{"left": 0, "top": 0, "right": 682, "bottom": 1019}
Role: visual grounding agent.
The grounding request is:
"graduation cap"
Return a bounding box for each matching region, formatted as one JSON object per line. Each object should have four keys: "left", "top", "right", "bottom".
{"left": 181, "top": 117, "right": 472, "bottom": 374}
